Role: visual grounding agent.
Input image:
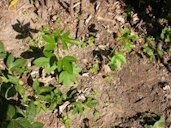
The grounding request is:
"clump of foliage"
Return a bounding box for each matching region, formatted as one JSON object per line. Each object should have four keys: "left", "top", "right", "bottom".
{"left": 144, "top": 117, "right": 165, "bottom": 128}
{"left": 0, "top": 25, "right": 98, "bottom": 128}
{"left": 161, "top": 26, "right": 171, "bottom": 43}
{"left": 142, "top": 26, "right": 171, "bottom": 62}
{"left": 32, "top": 27, "right": 80, "bottom": 87}
{"left": 109, "top": 28, "right": 138, "bottom": 70}
{"left": 143, "top": 36, "right": 163, "bottom": 62}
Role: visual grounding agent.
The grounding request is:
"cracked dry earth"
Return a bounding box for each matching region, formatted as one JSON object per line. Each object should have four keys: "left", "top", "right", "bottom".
{"left": 0, "top": 0, "right": 171, "bottom": 127}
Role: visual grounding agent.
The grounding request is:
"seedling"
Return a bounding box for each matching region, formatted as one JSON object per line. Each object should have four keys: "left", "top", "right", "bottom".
{"left": 71, "top": 97, "right": 98, "bottom": 115}
{"left": 143, "top": 36, "right": 164, "bottom": 62}
{"left": 109, "top": 51, "right": 126, "bottom": 70}
{"left": 89, "top": 63, "right": 99, "bottom": 74}
{"left": 109, "top": 28, "right": 138, "bottom": 71}
{"left": 58, "top": 56, "right": 81, "bottom": 87}
{"left": 161, "top": 26, "right": 171, "bottom": 43}
{"left": 118, "top": 28, "right": 138, "bottom": 52}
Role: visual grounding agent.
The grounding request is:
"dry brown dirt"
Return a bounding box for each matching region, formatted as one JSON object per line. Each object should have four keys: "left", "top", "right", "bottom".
{"left": 0, "top": 0, "right": 171, "bottom": 128}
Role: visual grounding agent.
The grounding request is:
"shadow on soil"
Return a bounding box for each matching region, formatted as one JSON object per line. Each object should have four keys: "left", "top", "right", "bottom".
{"left": 121, "top": 0, "right": 171, "bottom": 37}
{"left": 12, "top": 20, "right": 38, "bottom": 39}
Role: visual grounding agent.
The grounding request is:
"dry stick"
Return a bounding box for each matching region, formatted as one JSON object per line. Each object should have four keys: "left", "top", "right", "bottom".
{"left": 70, "top": 0, "right": 74, "bottom": 17}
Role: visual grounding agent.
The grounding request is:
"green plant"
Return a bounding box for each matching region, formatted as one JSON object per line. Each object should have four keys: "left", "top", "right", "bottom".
{"left": 0, "top": 43, "right": 28, "bottom": 103}
{"left": 143, "top": 36, "right": 156, "bottom": 61}
{"left": 109, "top": 52, "right": 126, "bottom": 70}
{"left": 144, "top": 117, "right": 165, "bottom": 128}
{"left": 79, "top": 36, "right": 95, "bottom": 48}
{"left": 0, "top": 25, "right": 98, "bottom": 128}
{"left": 161, "top": 26, "right": 171, "bottom": 43}
{"left": 143, "top": 36, "right": 163, "bottom": 62}
{"left": 32, "top": 28, "right": 81, "bottom": 87}
{"left": 71, "top": 98, "right": 98, "bottom": 115}
{"left": 124, "top": 5, "right": 134, "bottom": 21}
{"left": 0, "top": 97, "right": 43, "bottom": 128}
{"left": 89, "top": 63, "right": 99, "bottom": 74}
{"left": 118, "top": 28, "right": 138, "bottom": 52}
{"left": 109, "top": 28, "right": 138, "bottom": 70}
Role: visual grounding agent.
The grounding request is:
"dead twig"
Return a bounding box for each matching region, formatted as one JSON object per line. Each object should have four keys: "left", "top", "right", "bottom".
{"left": 70, "top": 0, "right": 74, "bottom": 17}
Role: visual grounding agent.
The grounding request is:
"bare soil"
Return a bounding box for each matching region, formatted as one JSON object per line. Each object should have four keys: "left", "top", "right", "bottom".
{"left": 0, "top": 0, "right": 171, "bottom": 127}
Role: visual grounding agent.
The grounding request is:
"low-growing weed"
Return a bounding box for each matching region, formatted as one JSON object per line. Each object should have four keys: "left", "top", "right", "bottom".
{"left": 143, "top": 36, "right": 156, "bottom": 61}
{"left": 0, "top": 24, "right": 98, "bottom": 128}
{"left": 109, "top": 51, "right": 126, "bottom": 70}
{"left": 109, "top": 28, "right": 138, "bottom": 70}
{"left": 89, "top": 63, "right": 99, "bottom": 74}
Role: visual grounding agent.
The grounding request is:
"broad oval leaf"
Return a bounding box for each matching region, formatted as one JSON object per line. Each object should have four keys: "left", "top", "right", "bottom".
{"left": 63, "top": 56, "right": 76, "bottom": 62}
{"left": 44, "top": 43, "right": 55, "bottom": 51}
{"left": 0, "top": 41, "right": 4, "bottom": 53}
{"left": 10, "top": 58, "right": 26, "bottom": 70}
{"left": 63, "top": 60, "right": 73, "bottom": 74}
{"left": 115, "top": 52, "right": 126, "bottom": 63}
{"left": 42, "top": 34, "right": 56, "bottom": 44}
{"left": 33, "top": 57, "right": 50, "bottom": 67}
{"left": 59, "top": 71, "right": 73, "bottom": 87}
{"left": 43, "top": 65, "right": 57, "bottom": 74}
{"left": 7, "top": 54, "right": 14, "bottom": 68}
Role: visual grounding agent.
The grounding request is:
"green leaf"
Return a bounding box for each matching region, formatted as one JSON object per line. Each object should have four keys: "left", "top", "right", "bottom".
{"left": 85, "top": 98, "right": 98, "bottom": 109}
{"left": 153, "top": 117, "right": 165, "bottom": 128}
{"left": 38, "top": 86, "right": 53, "bottom": 95}
{"left": 60, "top": 31, "right": 78, "bottom": 49}
{"left": 6, "top": 104, "right": 16, "bottom": 120}
{"left": 43, "top": 50, "right": 55, "bottom": 58}
{"left": 15, "top": 83, "right": 25, "bottom": 98}
{"left": 57, "top": 56, "right": 76, "bottom": 73}
{"left": 143, "top": 47, "right": 154, "bottom": 57}
{"left": 62, "top": 116, "right": 70, "bottom": 128}
{"left": 57, "top": 59, "right": 63, "bottom": 72}
{"left": 43, "top": 65, "right": 57, "bottom": 74}
{"left": 115, "top": 52, "right": 126, "bottom": 63}
{"left": 8, "top": 75, "right": 19, "bottom": 85}
{"left": 0, "top": 41, "right": 5, "bottom": 52}
{"left": 59, "top": 71, "right": 73, "bottom": 87}
{"left": 8, "top": 118, "right": 30, "bottom": 128}
{"left": 0, "top": 53, "right": 6, "bottom": 59}
{"left": 26, "top": 101, "right": 37, "bottom": 122}
{"left": 33, "top": 57, "right": 50, "bottom": 67}
{"left": 109, "top": 52, "right": 126, "bottom": 70}
{"left": 59, "top": 64, "right": 80, "bottom": 87}
{"left": 63, "top": 60, "right": 73, "bottom": 74}
{"left": 63, "top": 56, "right": 76, "bottom": 62}
{"left": 7, "top": 54, "right": 14, "bottom": 68}
{"left": 72, "top": 101, "right": 84, "bottom": 114}
{"left": 42, "top": 34, "right": 56, "bottom": 44}
{"left": 10, "top": 58, "right": 26, "bottom": 70}
{"left": 156, "top": 48, "right": 163, "bottom": 58}
{"left": 44, "top": 43, "right": 55, "bottom": 51}
{"left": 31, "top": 122, "right": 44, "bottom": 128}
{"left": 32, "top": 80, "right": 40, "bottom": 93}
{"left": 124, "top": 41, "right": 133, "bottom": 52}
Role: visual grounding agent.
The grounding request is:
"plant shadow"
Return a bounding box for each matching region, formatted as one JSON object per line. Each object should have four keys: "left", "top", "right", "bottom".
{"left": 20, "top": 46, "right": 44, "bottom": 59}
{"left": 12, "top": 20, "right": 38, "bottom": 39}
{"left": 121, "top": 0, "right": 170, "bottom": 37}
